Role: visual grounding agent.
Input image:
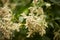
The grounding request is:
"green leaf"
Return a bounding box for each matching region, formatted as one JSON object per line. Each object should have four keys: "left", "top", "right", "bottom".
{"left": 13, "top": 0, "right": 32, "bottom": 14}
{"left": 50, "top": 0, "right": 60, "bottom": 5}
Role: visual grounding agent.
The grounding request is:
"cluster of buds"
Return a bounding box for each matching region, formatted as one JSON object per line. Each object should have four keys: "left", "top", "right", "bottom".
{"left": 0, "top": 6, "right": 20, "bottom": 39}
{"left": 21, "top": 0, "right": 48, "bottom": 37}
{"left": 26, "top": 7, "right": 47, "bottom": 37}
{"left": 53, "top": 30, "right": 60, "bottom": 40}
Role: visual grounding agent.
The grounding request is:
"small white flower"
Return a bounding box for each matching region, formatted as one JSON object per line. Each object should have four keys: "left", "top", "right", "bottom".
{"left": 45, "top": 3, "right": 51, "bottom": 7}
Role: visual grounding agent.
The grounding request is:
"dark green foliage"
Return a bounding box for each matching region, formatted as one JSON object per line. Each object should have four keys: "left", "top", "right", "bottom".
{"left": 0, "top": 0, "right": 3, "bottom": 7}
{"left": 12, "top": 25, "right": 28, "bottom": 40}
{"left": 11, "top": 0, "right": 33, "bottom": 23}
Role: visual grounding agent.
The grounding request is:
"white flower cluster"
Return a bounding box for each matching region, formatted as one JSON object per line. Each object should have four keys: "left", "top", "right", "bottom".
{"left": 53, "top": 30, "right": 60, "bottom": 40}
{"left": 21, "top": 6, "right": 47, "bottom": 37}
{"left": 0, "top": 6, "right": 20, "bottom": 39}
{"left": 20, "top": 0, "right": 48, "bottom": 37}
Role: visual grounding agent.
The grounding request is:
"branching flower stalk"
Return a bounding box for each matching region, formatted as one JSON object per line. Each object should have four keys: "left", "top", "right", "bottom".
{"left": 0, "top": 1, "right": 20, "bottom": 40}
{"left": 20, "top": 0, "right": 48, "bottom": 37}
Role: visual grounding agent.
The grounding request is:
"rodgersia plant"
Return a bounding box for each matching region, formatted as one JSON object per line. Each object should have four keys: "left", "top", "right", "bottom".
{"left": 0, "top": 0, "right": 60, "bottom": 40}
{"left": 0, "top": 0, "right": 48, "bottom": 39}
